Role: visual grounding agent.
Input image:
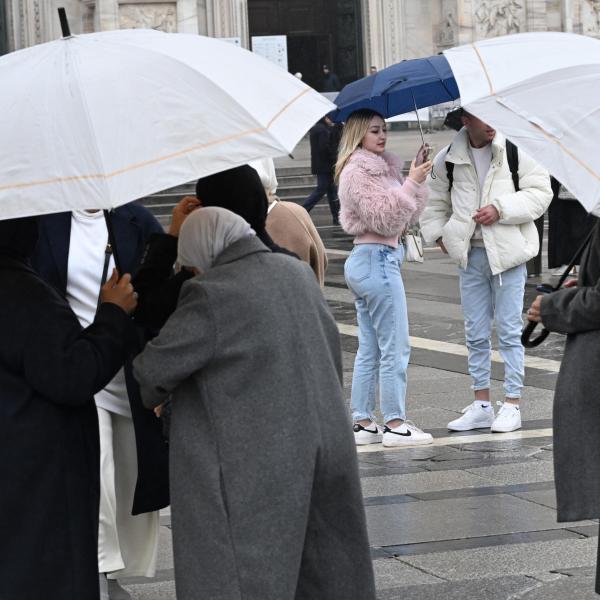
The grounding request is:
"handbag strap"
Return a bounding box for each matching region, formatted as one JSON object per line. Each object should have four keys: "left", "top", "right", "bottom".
{"left": 96, "top": 243, "right": 113, "bottom": 312}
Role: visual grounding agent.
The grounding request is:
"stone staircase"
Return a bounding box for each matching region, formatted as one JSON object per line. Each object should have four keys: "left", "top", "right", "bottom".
{"left": 139, "top": 165, "right": 315, "bottom": 227}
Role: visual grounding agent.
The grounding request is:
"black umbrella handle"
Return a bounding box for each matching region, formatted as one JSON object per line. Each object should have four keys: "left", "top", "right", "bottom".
{"left": 521, "top": 320, "right": 550, "bottom": 348}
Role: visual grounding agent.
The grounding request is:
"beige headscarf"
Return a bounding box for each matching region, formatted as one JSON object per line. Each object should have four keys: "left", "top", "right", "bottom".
{"left": 177, "top": 207, "right": 255, "bottom": 273}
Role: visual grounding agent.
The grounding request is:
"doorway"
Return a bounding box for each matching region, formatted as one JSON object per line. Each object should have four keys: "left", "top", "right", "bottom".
{"left": 248, "top": 0, "right": 363, "bottom": 90}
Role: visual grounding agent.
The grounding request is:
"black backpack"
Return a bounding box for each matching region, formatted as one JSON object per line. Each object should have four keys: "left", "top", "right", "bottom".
{"left": 446, "top": 139, "right": 519, "bottom": 192}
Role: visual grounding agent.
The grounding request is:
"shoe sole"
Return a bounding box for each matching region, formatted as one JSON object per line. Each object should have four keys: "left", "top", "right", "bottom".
{"left": 354, "top": 436, "right": 383, "bottom": 446}
{"left": 491, "top": 425, "right": 522, "bottom": 433}
{"left": 382, "top": 437, "right": 433, "bottom": 447}
{"left": 447, "top": 422, "right": 494, "bottom": 432}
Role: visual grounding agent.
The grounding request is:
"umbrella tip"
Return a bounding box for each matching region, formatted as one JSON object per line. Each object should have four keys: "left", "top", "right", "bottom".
{"left": 58, "top": 7, "right": 72, "bottom": 38}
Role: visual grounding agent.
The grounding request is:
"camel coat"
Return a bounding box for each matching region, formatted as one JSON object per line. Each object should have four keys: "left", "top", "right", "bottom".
{"left": 266, "top": 200, "right": 327, "bottom": 285}
{"left": 133, "top": 236, "right": 374, "bottom": 600}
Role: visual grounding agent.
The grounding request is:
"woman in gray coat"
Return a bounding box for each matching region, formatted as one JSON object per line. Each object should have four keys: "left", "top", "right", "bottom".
{"left": 133, "top": 207, "right": 375, "bottom": 600}
{"left": 527, "top": 217, "right": 600, "bottom": 593}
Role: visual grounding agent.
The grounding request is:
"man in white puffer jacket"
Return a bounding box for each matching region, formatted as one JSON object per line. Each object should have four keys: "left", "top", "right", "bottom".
{"left": 420, "top": 111, "right": 552, "bottom": 433}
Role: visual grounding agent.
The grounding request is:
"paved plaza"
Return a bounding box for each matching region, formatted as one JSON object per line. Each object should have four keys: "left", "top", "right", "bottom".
{"left": 121, "top": 131, "right": 598, "bottom": 599}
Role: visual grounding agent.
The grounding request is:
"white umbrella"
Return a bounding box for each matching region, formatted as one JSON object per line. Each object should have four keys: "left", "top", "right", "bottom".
{"left": 0, "top": 27, "right": 334, "bottom": 219}
{"left": 444, "top": 32, "right": 600, "bottom": 216}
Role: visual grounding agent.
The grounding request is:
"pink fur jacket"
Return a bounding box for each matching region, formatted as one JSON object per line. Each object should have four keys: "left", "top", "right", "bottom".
{"left": 338, "top": 148, "right": 428, "bottom": 238}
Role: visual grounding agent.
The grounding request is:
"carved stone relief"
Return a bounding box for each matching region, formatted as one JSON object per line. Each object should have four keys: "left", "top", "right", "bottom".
{"left": 118, "top": 2, "right": 177, "bottom": 32}
{"left": 474, "top": 0, "right": 525, "bottom": 37}
{"left": 582, "top": 0, "right": 600, "bottom": 33}
{"left": 436, "top": 10, "right": 458, "bottom": 47}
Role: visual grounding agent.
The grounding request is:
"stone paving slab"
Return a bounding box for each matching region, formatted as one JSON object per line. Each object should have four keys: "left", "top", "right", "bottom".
{"left": 123, "top": 580, "right": 177, "bottom": 600}
{"left": 464, "top": 460, "right": 555, "bottom": 485}
{"left": 376, "top": 575, "right": 544, "bottom": 600}
{"left": 400, "top": 537, "right": 597, "bottom": 582}
{"left": 365, "top": 494, "right": 562, "bottom": 547}
{"left": 372, "top": 557, "right": 443, "bottom": 588}
{"left": 360, "top": 470, "right": 495, "bottom": 497}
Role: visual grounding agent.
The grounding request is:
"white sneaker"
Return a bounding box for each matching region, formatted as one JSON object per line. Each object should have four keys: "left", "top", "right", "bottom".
{"left": 491, "top": 402, "right": 522, "bottom": 433}
{"left": 353, "top": 422, "right": 382, "bottom": 445}
{"left": 382, "top": 421, "right": 433, "bottom": 447}
{"left": 448, "top": 402, "right": 495, "bottom": 431}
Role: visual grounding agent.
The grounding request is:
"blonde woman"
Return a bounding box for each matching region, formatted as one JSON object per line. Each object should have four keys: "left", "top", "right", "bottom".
{"left": 337, "top": 109, "right": 433, "bottom": 447}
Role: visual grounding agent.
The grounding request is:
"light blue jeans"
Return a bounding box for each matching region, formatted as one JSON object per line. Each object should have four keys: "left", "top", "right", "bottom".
{"left": 344, "top": 244, "right": 410, "bottom": 423}
{"left": 459, "top": 247, "right": 527, "bottom": 399}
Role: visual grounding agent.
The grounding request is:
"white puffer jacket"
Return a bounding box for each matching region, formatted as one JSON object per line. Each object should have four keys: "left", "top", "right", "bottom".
{"left": 420, "top": 129, "right": 553, "bottom": 275}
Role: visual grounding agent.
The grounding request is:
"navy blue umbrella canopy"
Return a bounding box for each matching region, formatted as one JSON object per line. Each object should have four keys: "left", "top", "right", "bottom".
{"left": 331, "top": 54, "right": 460, "bottom": 122}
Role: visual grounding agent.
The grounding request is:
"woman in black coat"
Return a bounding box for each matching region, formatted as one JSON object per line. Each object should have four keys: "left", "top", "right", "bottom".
{"left": 0, "top": 217, "right": 137, "bottom": 600}
{"left": 134, "top": 165, "right": 297, "bottom": 329}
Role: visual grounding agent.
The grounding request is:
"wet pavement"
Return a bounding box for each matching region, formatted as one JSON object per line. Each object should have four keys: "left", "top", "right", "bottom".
{"left": 123, "top": 133, "right": 598, "bottom": 599}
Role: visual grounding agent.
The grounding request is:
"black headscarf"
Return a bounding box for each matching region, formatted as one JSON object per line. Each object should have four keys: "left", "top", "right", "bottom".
{"left": 195, "top": 165, "right": 296, "bottom": 256}
{"left": 0, "top": 216, "right": 40, "bottom": 261}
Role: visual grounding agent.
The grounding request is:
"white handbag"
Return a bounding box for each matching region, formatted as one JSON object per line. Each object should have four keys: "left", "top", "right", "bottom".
{"left": 403, "top": 229, "right": 424, "bottom": 263}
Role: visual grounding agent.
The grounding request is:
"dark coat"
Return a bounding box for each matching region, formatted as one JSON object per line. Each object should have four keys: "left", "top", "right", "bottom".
{"left": 30, "top": 203, "right": 169, "bottom": 514}
{"left": 309, "top": 121, "right": 337, "bottom": 175}
{"left": 541, "top": 218, "right": 600, "bottom": 522}
{"left": 133, "top": 237, "right": 376, "bottom": 600}
{"left": 0, "top": 255, "right": 134, "bottom": 600}
{"left": 541, "top": 218, "right": 600, "bottom": 592}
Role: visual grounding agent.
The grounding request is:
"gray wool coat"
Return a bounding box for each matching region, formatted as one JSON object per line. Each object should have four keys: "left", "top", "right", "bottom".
{"left": 133, "top": 236, "right": 375, "bottom": 600}
{"left": 541, "top": 219, "right": 600, "bottom": 523}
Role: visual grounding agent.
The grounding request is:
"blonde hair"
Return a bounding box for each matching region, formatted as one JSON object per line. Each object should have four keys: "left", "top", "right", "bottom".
{"left": 334, "top": 109, "right": 384, "bottom": 182}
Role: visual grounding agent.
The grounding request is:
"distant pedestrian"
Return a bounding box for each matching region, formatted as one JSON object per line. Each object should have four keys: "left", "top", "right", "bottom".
{"left": 251, "top": 157, "right": 328, "bottom": 285}
{"left": 321, "top": 64, "right": 341, "bottom": 92}
{"left": 369, "top": 65, "right": 378, "bottom": 74}
{"left": 526, "top": 217, "right": 600, "bottom": 595}
{"left": 0, "top": 216, "right": 137, "bottom": 600}
{"left": 133, "top": 207, "right": 375, "bottom": 600}
{"left": 336, "top": 108, "right": 433, "bottom": 447}
{"left": 421, "top": 109, "right": 553, "bottom": 433}
{"left": 303, "top": 116, "right": 341, "bottom": 225}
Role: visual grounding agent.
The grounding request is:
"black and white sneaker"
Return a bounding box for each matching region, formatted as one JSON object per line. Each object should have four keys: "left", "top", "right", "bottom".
{"left": 382, "top": 421, "right": 433, "bottom": 447}
{"left": 353, "top": 422, "right": 382, "bottom": 445}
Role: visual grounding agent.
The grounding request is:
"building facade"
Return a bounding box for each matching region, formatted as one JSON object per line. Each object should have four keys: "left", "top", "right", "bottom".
{"left": 3, "top": 1, "right": 599, "bottom": 88}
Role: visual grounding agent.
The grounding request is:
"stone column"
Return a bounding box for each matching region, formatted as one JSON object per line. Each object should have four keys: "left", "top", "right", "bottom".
{"left": 95, "top": 0, "right": 119, "bottom": 30}
{"left": 203, "top": 0, "right": 248, "bottom": 47}
{"left": 177, "top": 0, "right": 198, "bottom": 33}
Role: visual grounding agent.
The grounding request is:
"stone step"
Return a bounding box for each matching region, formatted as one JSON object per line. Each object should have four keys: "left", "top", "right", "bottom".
{"left": 272, "top": 165, "right": 311, "bottom": 177}
{"left": 277, "top": 174, "right": 316, "bottom": 186}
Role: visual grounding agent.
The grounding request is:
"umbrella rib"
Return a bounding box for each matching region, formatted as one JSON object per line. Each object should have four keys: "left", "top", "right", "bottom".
{"left": 471, "top": 43, "right": 495, "bottom": 96}
{"left": 531, "top": 122, "right": 600, "bottom": 182}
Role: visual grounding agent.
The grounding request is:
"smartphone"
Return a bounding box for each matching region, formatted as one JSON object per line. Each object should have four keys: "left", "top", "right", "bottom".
{"left": 415, "top": 143, "right": 432, "bottom": 166}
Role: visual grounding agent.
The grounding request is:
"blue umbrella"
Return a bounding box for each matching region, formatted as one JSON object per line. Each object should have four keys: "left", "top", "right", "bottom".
{"left": 330, "top": 54, "right": 459, "bottom": 125}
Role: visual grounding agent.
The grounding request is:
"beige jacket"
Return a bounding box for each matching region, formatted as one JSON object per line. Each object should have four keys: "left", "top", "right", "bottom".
{"left": 266, "top": 200, "right": 328, "bottom": 286}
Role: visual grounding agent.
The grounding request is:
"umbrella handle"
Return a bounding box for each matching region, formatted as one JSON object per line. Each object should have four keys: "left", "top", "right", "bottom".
{"left": 521, "top": 320, "right": 550, "bottom": 348}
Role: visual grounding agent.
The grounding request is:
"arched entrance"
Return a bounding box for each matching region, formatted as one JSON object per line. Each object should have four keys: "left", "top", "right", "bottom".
{"left": 248, "top": 0, "right": 363, "bottom": 91}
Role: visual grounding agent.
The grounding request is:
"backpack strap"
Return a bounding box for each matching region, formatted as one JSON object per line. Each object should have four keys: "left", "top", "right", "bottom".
{"left": 446, "top": 139, "right": 520, "bottom": 192}
{"left": 506, "top": 139, "right": 519, "bottom": 192}
{"left": 445, "top": 144, "right": 454, "bottom": 192}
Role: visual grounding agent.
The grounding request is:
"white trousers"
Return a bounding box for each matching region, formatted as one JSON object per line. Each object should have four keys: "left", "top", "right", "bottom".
{"left": 97, "top": 406, "right": 160, "bottom": 578}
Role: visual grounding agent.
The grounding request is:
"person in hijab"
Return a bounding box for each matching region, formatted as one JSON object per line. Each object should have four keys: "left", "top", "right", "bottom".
{"left": 134, "top": 165, "right": 297, "bottom": 329}
{"left": 0, "top": 216, "right": 138, "bottom": 600}
{"left": 250, "top": 157, "right": 328, "bottom": 285}
{"left": 133, "top": 207, "right": 375, "bottom": 600}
